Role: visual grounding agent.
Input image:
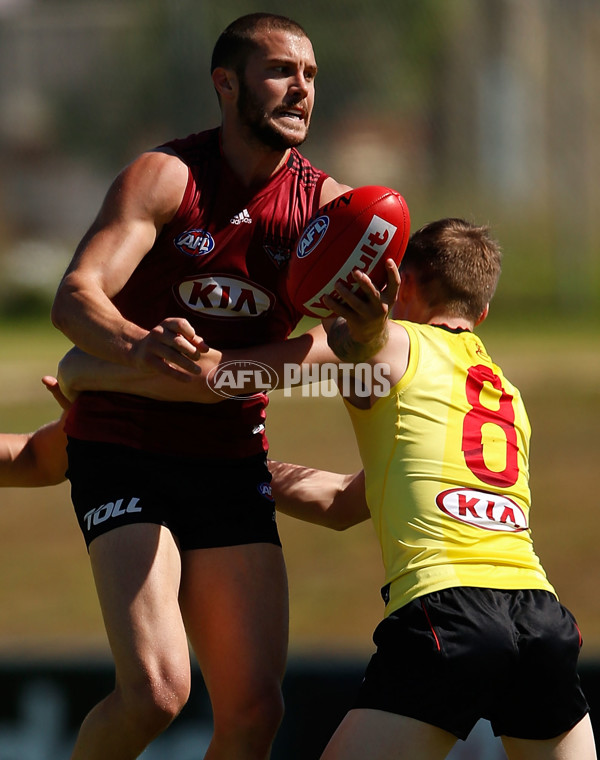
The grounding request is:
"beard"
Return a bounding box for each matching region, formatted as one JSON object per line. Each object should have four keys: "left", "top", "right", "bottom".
{"left": 237, "top": 76, "right": 309, "bottom": 152}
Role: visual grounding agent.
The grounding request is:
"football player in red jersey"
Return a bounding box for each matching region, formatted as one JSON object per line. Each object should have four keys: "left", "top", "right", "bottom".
{"left": 50, "top": 13, "right": 350, "bottom": 760}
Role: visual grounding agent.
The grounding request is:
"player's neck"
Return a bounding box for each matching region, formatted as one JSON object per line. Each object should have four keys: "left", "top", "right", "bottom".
{"left": 427, "top": 316, "right": 474, "bottom": 331}
{"left": 219, "top": 126, "right": 290, "bottom": 187}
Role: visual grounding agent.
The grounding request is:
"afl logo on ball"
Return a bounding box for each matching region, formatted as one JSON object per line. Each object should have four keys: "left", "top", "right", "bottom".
{"left": 174, "top": 229, "right": 215, "bottom": 256}
{"left": 296, "top": 215, "right": 329, "bottom": 258}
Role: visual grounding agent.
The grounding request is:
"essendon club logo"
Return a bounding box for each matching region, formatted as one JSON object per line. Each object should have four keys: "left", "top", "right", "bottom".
{"left": 174, "top": 229, "right": 215, "bottom": 256}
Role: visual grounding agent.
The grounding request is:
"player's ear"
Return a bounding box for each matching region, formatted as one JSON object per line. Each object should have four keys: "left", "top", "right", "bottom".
{"left": 475, "top": 303, "right": 489, "bottom": 326}
{"left": 212, "top": 67, "right": 238, "bottom": 101}
{"left": 398, "top": 269, "right": 415, "bottom": 300}
{"left": 391, "top": 270, "right": 410, "bottom": 318}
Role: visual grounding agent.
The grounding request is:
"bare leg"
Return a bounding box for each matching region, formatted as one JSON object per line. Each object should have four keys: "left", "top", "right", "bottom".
{"left": 320, "top": 708, "right": 457, "bottom": 760}
{"left": 502, "top": 714, "right": 597, "bottom": 760}
{"left": 70, "top": 524, "right": 191, "bottom": 760}
{"left": 180, "top": 543, "right": 289, "bottom": 760}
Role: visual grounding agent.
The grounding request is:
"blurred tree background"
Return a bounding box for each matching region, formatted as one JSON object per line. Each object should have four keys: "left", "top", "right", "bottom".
{"left": 0, "top": 0, "right": 598, "bottom": 324}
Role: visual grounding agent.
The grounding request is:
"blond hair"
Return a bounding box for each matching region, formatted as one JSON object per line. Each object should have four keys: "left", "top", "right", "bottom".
{"left": 400, "top": 218, "right": 502, "bottom": 321}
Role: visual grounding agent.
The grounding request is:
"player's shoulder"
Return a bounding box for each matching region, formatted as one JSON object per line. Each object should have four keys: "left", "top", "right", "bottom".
{"left": 110, "top": 148, "right": 189, "bottom": 222}
{"left": 368, "top": 320, "right": 410, "bottom": 387}
{"left": 387, "top": 319, "right": 411, "bottom": 353}
{"left": 158, "top": 128, "right": 219, "bottom": 166}
{"left": 318, "top": 178, "right": 353, "bottom": 205}
{"left": 130, "top": 147, "right": 189, "bottom": 187}
{"left": 389, "top": 319, "right": 414, "bottom": 341}
{"left": 121, "top": 129, "right": 218, "bottom": 190}
{"left": 285, "top": 148, "right": 331, "bottom": 191}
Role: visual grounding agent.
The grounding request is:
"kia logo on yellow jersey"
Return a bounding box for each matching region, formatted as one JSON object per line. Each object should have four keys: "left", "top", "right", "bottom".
{"left": 436, "top": 488, "right": 528, "bottom": 532}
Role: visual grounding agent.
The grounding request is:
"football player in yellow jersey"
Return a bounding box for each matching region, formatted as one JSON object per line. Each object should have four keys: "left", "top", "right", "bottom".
{"left": 271, "top": 218, "right": 596, "bottom": 759}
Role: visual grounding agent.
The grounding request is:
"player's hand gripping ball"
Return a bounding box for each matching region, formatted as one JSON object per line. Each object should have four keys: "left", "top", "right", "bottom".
{"left": 287, "top": 185, "right": 410, "bottom": 318}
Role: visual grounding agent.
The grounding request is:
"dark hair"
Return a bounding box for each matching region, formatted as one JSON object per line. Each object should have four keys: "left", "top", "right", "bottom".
{"left": 400, "top": 218, "right": 502, "bottom": 320}
{"left": 211, "top": 13, "right": 308, "bottom": 75}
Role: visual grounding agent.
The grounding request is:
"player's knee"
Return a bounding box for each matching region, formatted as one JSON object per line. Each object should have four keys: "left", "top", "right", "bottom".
{"left": 236, "top": 682, "right": 285, "bottom": 745}
{"left": 215, "top": 680, "right": 284, "bottom": 752}
{"left": 121, "top": 667, "right": 191, "bottom": 734}
{"left": 152, "top": 672, "right": 191, "bottom": 724}
{"left": 253, "top": 682, "right": 285, "bottom": 736}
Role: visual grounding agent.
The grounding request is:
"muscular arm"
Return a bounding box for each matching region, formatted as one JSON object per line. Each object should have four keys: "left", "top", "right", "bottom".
{"left": 269, "top": 461, "right": 368, "bottom": 530}
{"left": 55, "top": 173, "right": 353, "bottom": 402}
{"left": 51, "top": 149, "right": 202, "bottom": 379}
{"left": 58, "top": 324, "right": 338, "bottom": 403}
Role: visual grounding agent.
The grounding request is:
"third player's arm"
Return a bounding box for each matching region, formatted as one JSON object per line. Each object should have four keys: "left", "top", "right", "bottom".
{"left": 0, "top": 413, "right": 68, "bottom": 488}
{"left": 269, "top": 461, "right": 368, "bottom": 530}
{"left": 58, "top": 324, "right": 338, "bottom": 403}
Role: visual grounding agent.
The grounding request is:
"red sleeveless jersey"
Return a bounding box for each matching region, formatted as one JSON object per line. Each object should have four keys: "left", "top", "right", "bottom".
{"left": 65, "top": 128, "right": 328, "bottom": 458}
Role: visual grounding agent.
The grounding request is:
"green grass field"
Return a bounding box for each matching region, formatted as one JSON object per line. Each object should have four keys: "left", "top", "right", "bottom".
{"left": 1, "top": 319, "right": 599, "bottom": 661}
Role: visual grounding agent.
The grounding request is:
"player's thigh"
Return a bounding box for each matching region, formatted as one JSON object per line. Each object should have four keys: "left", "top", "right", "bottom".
{"left": 89, "top": 523, "right": 190, "bottom": 683}
{"left": 502, "top": 714, "right": 597, "bottom": 760}
{"left": 320, "top": 708, "right": 457, "bottom": 760}
{"left": 179, "top": 543, "right": 288, "bottom": 702}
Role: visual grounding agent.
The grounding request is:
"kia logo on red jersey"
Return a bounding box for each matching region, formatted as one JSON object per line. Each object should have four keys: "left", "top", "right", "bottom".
{"left": 296, "top": 215, "right": 329, "bottom": 258}
{"left": 174, "top": 229, "right": 215, "bottom": 256}
{"left": 436, "top": 488, "right": 528, "bottom": 532}
{"left": 175, "top": 274, "right": 275, "bottom": 317}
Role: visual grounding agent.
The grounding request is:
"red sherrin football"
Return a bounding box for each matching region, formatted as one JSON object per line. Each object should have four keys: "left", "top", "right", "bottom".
{"left": 287, "top": 185, "right": 410, "bottom": 318}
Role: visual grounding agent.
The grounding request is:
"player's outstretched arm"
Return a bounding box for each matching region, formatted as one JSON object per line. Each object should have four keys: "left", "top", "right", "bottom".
{"left": 57, "top": 344, "right": 220, "bottom": 403}
{"left": 0, "top": 417, "right": 68, "bottom": 488}
{"left": 0, "top": 376, "right": 70, "bottom": 487}
{"left": 269, "top": 461, "right": 368, "bottom": 530}
{"left": 59, "top": 324, "right": 338, "bottom": 403}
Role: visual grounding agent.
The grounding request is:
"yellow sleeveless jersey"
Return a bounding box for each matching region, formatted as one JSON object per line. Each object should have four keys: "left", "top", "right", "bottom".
{"left": 344, "top": 321, "right": 555, "bottom": 617}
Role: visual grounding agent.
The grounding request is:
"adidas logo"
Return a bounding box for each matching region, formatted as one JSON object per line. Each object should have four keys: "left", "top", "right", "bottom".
{"left": 230, "top": 209, "right": 252, "bottom": 225}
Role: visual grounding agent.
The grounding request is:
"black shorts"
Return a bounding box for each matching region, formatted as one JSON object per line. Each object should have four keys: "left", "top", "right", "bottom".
{"left": 355, "top": 587, "right": 589, "bottom": 741}
{"left": 66, "top": 438, "right": 281, "bottom": 550}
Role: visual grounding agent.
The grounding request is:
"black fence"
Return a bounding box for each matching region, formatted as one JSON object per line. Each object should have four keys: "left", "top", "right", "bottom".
{"left": 1, "top": 657, "right": 598, "bottom": 759}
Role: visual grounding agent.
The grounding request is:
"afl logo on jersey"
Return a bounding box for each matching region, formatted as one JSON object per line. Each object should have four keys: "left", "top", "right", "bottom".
{"left": 174, "top": 229, "right": 215, "bottom": 257}
{"left": 296, "top": 215, "right": 329, "bottom": 258}
{"left": 257, "top": 482, "right": 275, "bottom": 502}
{"left": 175, "top": 274, "right": 275, "bottom": 318}
{"left": 436, "top": 488, "right": 528, "bottom": 532}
